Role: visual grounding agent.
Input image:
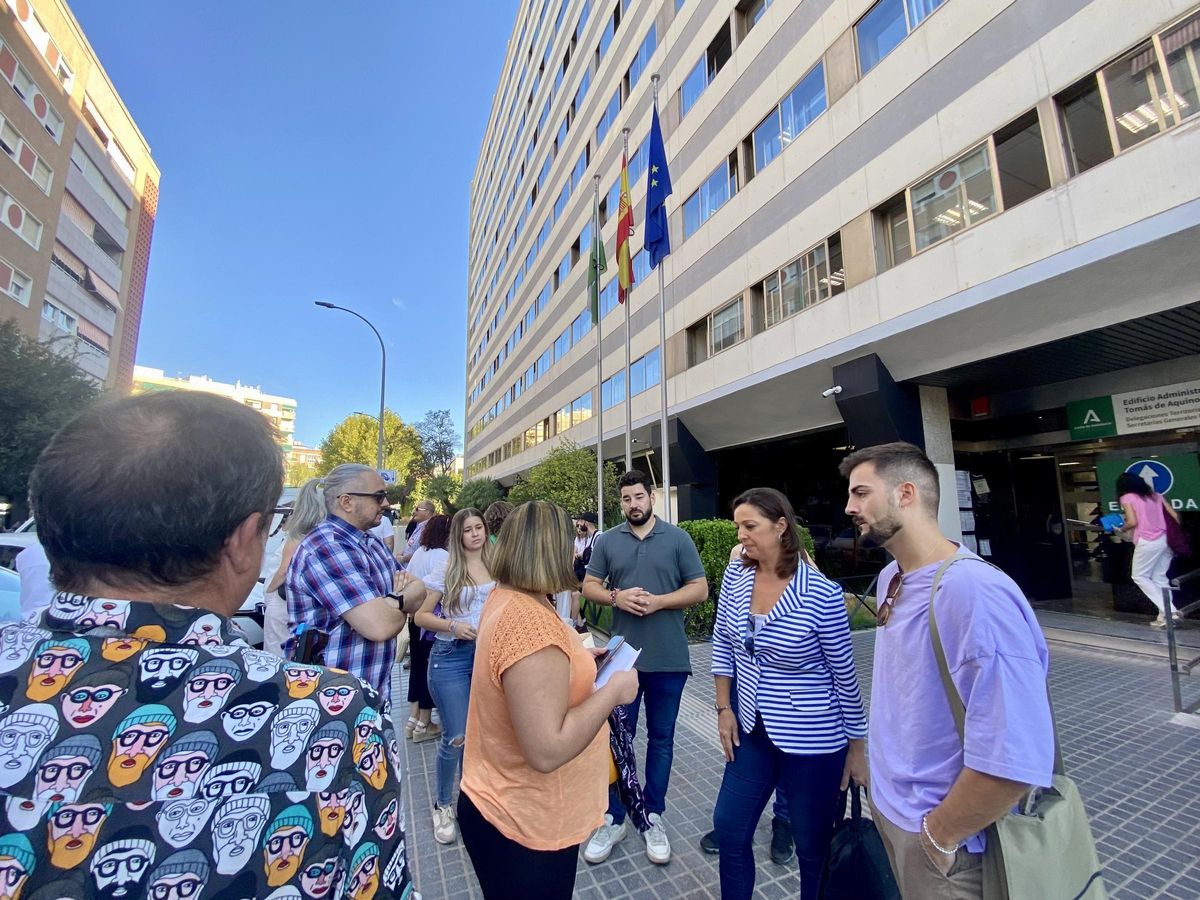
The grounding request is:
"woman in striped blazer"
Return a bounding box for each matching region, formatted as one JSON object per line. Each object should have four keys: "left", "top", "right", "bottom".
{"left": 712, "top": 487, "right": 868, "bottom": 900}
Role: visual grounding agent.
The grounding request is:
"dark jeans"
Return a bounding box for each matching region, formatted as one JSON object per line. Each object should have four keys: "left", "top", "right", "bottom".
{"left": 713, "top": 718, "right": 846, "bottom": 900}
{"left": 607, "top": 670, "right": 688, "bottom": 825}
{"left": 458, "top": 791, "right": 580, "bottom": 899}
{"left": 405, "top": 621, "right": 434, "bottom": 709}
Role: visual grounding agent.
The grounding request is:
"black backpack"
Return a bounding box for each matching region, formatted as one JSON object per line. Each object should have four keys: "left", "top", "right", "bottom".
{"left": 818, "top": 787, "right": 900, "bottom": 900}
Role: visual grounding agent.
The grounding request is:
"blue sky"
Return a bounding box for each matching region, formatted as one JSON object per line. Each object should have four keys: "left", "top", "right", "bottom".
{"left": 71, "top": 1, "right": 519, "bottom": 447}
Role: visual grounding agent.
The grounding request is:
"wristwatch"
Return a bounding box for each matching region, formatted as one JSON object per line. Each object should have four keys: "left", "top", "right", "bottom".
{"left": 386, "top": 591, "right": 406, "bottom": 609}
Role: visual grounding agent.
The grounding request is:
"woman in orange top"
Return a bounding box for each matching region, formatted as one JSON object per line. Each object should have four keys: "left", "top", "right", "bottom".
{"left": 459, "top": 500, "right": 639, "bottom": 899}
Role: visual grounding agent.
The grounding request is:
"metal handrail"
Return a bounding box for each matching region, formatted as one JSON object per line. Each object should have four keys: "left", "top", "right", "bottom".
{"left": 1162, "top": 570, "right": 1200, "bottom": 715}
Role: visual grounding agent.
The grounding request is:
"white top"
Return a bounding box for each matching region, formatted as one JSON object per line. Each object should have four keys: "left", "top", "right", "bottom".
{"left": 371, "top": 517, "right": 394, "bottom": 540}
{"left": 553, "top": 590, "right": 574, "bottom": 623}
{"left": 16, "top": 544, "right": 54, "bottom": 622}
{"left": 407, "top": 546, "right": 448, "bottom": 585}
{"left": 424, "top": 557, "right": 495, "bottom": 640}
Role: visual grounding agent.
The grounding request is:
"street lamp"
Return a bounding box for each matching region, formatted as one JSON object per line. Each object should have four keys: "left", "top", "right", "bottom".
{"left": 315, "top": 301, "right": 386, "bottom": 470}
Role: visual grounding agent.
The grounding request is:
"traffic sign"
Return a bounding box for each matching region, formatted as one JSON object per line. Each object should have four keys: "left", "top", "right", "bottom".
{"left": 379, "top": 469, "right": 397, "bottom": 485}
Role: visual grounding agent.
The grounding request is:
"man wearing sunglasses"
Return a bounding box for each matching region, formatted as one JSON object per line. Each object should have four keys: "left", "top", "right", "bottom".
{"left": 285, "top": 464, "right": 426, "bottom": 700}
{"left": 0, "top": 392, "right": 418, "bottom": 897}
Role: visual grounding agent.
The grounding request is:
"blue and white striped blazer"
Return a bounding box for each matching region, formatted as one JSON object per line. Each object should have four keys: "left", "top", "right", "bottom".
{"left": 711, "top": 560, "right": 867, "bottom": 754}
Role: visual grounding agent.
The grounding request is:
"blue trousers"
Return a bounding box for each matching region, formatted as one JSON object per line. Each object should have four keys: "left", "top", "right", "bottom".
{"left": 713, "top": 718, "right": 846, "bottom": 900}
{"left": 607, "top": 671, "right": 687, "bottom": 825}
{"left": 427, "top": 638, "right": 475, "bottom": 807}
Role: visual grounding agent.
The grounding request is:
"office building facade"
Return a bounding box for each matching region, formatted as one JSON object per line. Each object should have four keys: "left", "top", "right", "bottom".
{"left": 0, "top": 0, "right": 159, "bottom": 391}
{"left": 466, "top": 0, "right": 1200, "bottom": 615}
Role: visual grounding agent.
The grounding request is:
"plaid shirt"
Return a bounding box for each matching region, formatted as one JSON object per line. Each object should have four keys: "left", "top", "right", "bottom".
{"left": 286, "top": 515, "right": 398, "bottom": 697}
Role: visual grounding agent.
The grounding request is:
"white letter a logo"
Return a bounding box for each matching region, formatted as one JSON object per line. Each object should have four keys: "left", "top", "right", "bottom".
{"left": 1083, "top": 409, "right": 1102, "bottom": 425}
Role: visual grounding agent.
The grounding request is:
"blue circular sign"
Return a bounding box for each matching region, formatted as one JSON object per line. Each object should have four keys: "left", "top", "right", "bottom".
{"left": 1124, "top": 459, "right": 1173, "bottom": 494}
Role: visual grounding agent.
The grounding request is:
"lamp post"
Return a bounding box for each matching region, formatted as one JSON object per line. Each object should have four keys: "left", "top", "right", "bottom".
{"left": 315, "top": 301, "right": 386, "bottom": 470}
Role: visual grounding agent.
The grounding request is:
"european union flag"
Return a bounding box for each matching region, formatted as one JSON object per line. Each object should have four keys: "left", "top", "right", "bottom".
{"left": 645, "top": 103, "right": 673, "bottom": 270}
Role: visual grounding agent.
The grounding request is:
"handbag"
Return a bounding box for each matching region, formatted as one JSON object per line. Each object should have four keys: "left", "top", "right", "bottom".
{"left": 1163, "top": 498, "right": 1191, "bottom": 557}
{"left": 818, "top": 786, "right": 900, "bottom": 900}
{"left": 929, "top": 558, "right": 1106, "bottom": 900}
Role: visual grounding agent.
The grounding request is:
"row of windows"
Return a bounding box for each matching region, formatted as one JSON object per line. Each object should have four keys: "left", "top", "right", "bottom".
{"left": 601, "top": 347, "right": 661, "bottom": 409}
{"left": 0, "top": 37, "right": 64, "bottom": 141}
{"left": 0, "top": 114, "right": 51, "bottom": 193}
{"left": 4, "top": 0, "right": 75, "bottom": 90}
{"left": 42, "top": 298, "right": 76, "bottom": 334}
{"left": 857, "top": 0, "right": 946, "bottom": 77}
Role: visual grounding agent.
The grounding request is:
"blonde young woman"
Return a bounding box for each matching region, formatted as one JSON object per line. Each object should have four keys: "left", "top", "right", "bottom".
{"left": 458, "top": 501, "right": 638, "bottom": 899}
{"left": 263, "top": 477, "right": 326, "bottom": 656}
{"left": 414, "top": 506, "right": 495, "bottom": 844}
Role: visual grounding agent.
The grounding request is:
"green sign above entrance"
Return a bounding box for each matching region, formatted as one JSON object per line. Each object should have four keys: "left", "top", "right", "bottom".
{"left": 1098, "top": 453, "right": 1200, "bottom": 512}
{"left": 1067, "top": 396, "right": 1118, "bottom": 440}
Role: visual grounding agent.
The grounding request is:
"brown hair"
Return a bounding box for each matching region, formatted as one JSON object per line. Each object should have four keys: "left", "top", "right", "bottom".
{"left": 443, "top": 508, "right": 492, "bottom": 617}
{"left": 838, "top": 441, "right": 940, "bottom": 515}
{"left": 732, "top": 487, "right": 804, "bottom": 579}
{"left": 489, "top": 501, "right": 578, "bottom": 595}
{"left": 483, "top": 500, "right": 514, "bottom": 536}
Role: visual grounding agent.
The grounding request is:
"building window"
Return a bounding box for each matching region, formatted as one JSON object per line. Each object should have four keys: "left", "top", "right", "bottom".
{"left": 993, "top": 110, "right": 1051, "bottom": 209}
{"left": 0, "top": 259, "right": 31, "bottom": 306}
{"left": 1057, "top": 76, "right": 1114, "bottom": 176}
{"left": 0, "top": 41, "right": 64, "bottom": 141}
{"left": 910, "top": 144, "right": 996, "bottom": 252}
{"left": 752, "top": 108, "right": 782, "bottom": 174}
{"left": 876, "top": 193, "right": 911, "bottom": 269}
{"left": 781, "top": 62, "right": 827, "bottom": 144}
{"left": 737, "top": 0, "right": 771, "bottom": 40}
{"left": 687, "top": 319, "right": 709, "bottom": 366}
{"left": 681, "top": 23, "right": 733, "bottom": 117}
{"left": 572, "top": 309, "right": 592, "bottom": 343}
{"left": 710, "top": 297, "right": 745, "bottom": 355}
{"left": 627, "top": 24, "right": 658, "bottom": 92}
{"left": 683, "top": 153, "right": 738, "bottom": 238}
{"left": 554, "top": 325, "right": 572, "bottom": 361}
{"left": 572, "top": 391, "right": 594, "bottom": 426}
{"left": 602, "top": 369, "right": 626, "bottom": 409}
{"left": 0, "top": 190, "right": 42, "bottom": 248}
{"left": 856, "top": 0, "right": 946, "bottom": 76}
{"left": 758, "top": 233, "right": 844, "bottom": 328}
{"left": 600, "top": 279, "right": 619, "bottom": 317}
{"left": 597, "top": 89, "right": 621, "bottom": 145}
{"left": 42, "top": 299, "right": 76, "bottom": 334}
{"left": 630, "top": 347, "right": 661, "bottom": 396}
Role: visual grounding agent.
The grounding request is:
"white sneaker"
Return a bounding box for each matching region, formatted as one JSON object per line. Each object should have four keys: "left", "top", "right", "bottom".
{"left": 644, "top": 812, "right": 671, "bottom": 864}
{"left": 583, "top": 814, "right": 627, "bottom": 863}
{"left": 432, "top": 804, "right": 457, "bottom": 844}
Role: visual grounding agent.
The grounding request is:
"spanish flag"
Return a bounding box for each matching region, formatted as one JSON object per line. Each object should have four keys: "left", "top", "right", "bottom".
{"left": 616, "top": 151, "right": 635, "bottom": 303}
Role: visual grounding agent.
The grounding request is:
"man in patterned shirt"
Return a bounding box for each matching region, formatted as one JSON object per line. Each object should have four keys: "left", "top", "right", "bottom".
{"left": 286, "top": 465, "right": 425, "bottom": 701}
{"left": 0, "top": 392, "right": 417, "bottom": 898}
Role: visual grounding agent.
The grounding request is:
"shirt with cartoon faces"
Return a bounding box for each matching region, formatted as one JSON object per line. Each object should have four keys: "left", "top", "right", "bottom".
{"left": 0, "top": 594, "right": 413, "bottom": 900}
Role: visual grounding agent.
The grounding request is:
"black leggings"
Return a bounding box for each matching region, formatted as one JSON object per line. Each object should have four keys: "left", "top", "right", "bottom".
{"left": 406, "top": 624, "right": 435, "bottom": 708}
{"left": 457, "top": 791, "right": 579, "bottom": 899}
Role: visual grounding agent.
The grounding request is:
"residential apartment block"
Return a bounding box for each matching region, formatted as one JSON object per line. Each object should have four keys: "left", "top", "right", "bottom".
{"left": 132, "top": 365, "right": 298, "bottom": 450}
{"left": 0, "top": 0, "right": 159, "bottom": 391}
{"left": 466, "top": 0, "right": 1200, "bottom": 617}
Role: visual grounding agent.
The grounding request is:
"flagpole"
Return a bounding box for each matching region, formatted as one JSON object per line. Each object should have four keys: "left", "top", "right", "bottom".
{"left": 621, "top": 126, "right": 633, "bottom": 472}
{"left": 593, "top": 174, "right": 604, "bottom": 532}
{"left": 651, "top": 74, "right": 672, "bottom": 523}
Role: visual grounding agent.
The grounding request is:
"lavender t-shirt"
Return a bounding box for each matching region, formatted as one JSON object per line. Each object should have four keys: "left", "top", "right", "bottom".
{"left": 869, "top": 548, "right": 1054, "bottom": 850}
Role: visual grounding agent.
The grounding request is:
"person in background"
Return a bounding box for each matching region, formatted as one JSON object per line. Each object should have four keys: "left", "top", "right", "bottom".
{"left": 15, "top": 543, "right": 53, "bottom": 622}
{"left": 263, "top": 479, "right": 325, "bottom": 657}
{"left": 400, "top": 500, "right": 436, "bottom": 566}
{"left": 1117, "top": 471, "right": 1182, "bottom": 626}
{"left": 372, "top": 508, "right": 396, "bottom": 553}
{"left": 405, "top": 514, "right": 452, "bottom": 743}
{"left": 567, "top": 512, "right": 599, "bottom": 628}
{"left": 711, "top": 488, "right": 867, "bottom": 900}
{"left": 581, "top": 470, "right": 708, "bottom": 865}
{"left": 458, "top": 500, "right": 639, "bottom": 899}
{"left": 285, "top": 465, "right": 426, "bottom": 700}
{"left": 414, "top": 508, "right": 495, "bottom": 844}
{"left": 484, "top": 501, "right": 514, "bottom": 544}
{"left": 842, "top": 442, "right": 1054, "bottom": 899}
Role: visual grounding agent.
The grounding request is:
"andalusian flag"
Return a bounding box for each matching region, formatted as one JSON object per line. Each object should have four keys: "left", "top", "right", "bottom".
{"left": 615, "top": 151, "right": 635, "bottom": 303}
{"left": 588, "top": 189, "right": 607, "bottom": 322}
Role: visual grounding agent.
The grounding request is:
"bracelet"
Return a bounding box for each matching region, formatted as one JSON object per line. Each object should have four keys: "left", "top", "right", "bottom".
{"left": 921, "top": 815, "right": 960, "bottom": 855}
{"left": 608, "top": 588, "right": 618, "bottom": 606}
{"left": 715, "top": 705, "right": 731, "bottom": 713}
{"left": 448, "top": 622, "right": 457, "bottom": 638}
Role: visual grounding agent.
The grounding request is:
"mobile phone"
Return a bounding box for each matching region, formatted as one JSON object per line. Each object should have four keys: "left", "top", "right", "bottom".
{"left": 594, "top": 635, "right": 625, "bottom": 673}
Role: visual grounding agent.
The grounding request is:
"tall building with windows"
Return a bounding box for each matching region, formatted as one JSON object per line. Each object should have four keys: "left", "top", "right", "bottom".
{"left": 0, "top": 0, "right": 159, "bottom": 391}
{"left": 132, "top": 366, "right": 298, "bottom": 449}
{"left": 467, "top": 0, "right": 1200, "bottom": 618}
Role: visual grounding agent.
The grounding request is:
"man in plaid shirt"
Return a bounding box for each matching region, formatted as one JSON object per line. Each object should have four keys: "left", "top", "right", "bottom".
{"left": 286, "top": 464, "right": 426, "bottom": 700}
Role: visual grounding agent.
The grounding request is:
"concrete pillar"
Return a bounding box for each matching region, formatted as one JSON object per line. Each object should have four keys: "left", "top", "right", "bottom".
{"left": 919, "top": 385, "right": 962, "bottom": 542}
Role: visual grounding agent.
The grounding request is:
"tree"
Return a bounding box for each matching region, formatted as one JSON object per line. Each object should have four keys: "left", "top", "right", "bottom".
{"left": 420, "top": 472, "right": 462, "bottom": 513}
{"left": 319, "top": 410, "right": 425, "bottom": 503}
{"left": 415, "top": 409, "right": 460, "bottom": 475}
{"left": 284, "top": 459, "right": 320, "bottom": 487}
{"left": 0, "top": 321, "right": 99, "bottom": 521}
{"left": 507, "top": 441, "right": 620, "bottom": 522}
{"left": 457, "top": 477, "right": 504, "bottom": 512}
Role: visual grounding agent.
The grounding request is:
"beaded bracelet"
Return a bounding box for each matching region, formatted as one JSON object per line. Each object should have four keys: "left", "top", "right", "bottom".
{"left": 921, "top": 815, "right": 961, "bottom": 855}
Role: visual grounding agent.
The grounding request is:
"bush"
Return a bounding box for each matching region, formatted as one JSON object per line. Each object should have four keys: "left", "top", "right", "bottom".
{"left": 506, "top": 441, "right": 620, "bottom": 522}
{"left": 456, "top": 477, "right": 504, "bottom": 512}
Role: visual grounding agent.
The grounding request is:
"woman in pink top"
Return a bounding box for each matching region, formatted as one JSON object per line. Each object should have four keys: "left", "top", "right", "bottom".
{"left": 1117, "top": 472, "right": 1181, "bottom": 626}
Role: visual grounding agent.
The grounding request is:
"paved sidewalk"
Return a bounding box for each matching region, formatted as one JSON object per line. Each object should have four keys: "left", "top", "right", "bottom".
{"left": 399, "top": 631, "right": 1200, "bottom": 899}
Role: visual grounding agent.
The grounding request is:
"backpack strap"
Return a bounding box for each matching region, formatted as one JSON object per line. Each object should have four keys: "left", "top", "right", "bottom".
{"left": 928, "top": 555, "right": 1064, "bottom": 776}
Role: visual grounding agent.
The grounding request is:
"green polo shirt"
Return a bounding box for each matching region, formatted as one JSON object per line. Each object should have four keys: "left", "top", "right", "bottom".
{"left": 586, "top": 517, "right": 706, "bottom": 673}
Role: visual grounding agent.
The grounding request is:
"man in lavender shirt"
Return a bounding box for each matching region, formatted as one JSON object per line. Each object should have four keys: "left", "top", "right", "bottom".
{"left": 841, "top": 442, "right": 1054, "bottom": 899}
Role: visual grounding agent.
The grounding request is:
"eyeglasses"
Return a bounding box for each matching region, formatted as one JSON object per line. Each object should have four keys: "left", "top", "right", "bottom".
{"left": 878, "top": 572, "right": 903, "bottom": 626}
{"left": 342, "top": 491, "right": 388, "bottom": 504}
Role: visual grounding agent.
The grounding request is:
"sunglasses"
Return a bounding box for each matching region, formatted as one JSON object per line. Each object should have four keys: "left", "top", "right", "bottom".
{"left": 342, "top": 491, "right": 388, "bottom": 504}
{"left": 878, "top": 572, "right": 903, "bottom": 626}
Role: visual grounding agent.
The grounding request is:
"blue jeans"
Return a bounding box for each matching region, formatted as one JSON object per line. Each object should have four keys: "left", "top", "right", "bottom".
{"left": 427, "top": 638, "right": 475, "bottom": 807}
{"left": 713, "top": 718, "right": 846, "bottom": 900}
{"left": 607, "top": 671, "right": 688, "bottom": 826}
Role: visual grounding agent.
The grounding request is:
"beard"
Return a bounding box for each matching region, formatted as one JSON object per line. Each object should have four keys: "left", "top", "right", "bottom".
{"left": 857, "top": 515, "right": 902, "bottom": 548}
{"left": 624, "top": 506, "right": 651, "bottom": 526}
{"left": 26, "top": 672, "right": 71, "bottom": 701}
{"left": 108, "top": 752, "right": 152, "bottom": 788}
{"left": 49, "top": 831, "right": 98, "bottom": 868}
{"left": 319, "top": 807, "right": 345, "bottom": 837}
{"left": 267, "top": 852, "right": 305, "bottom": 887}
